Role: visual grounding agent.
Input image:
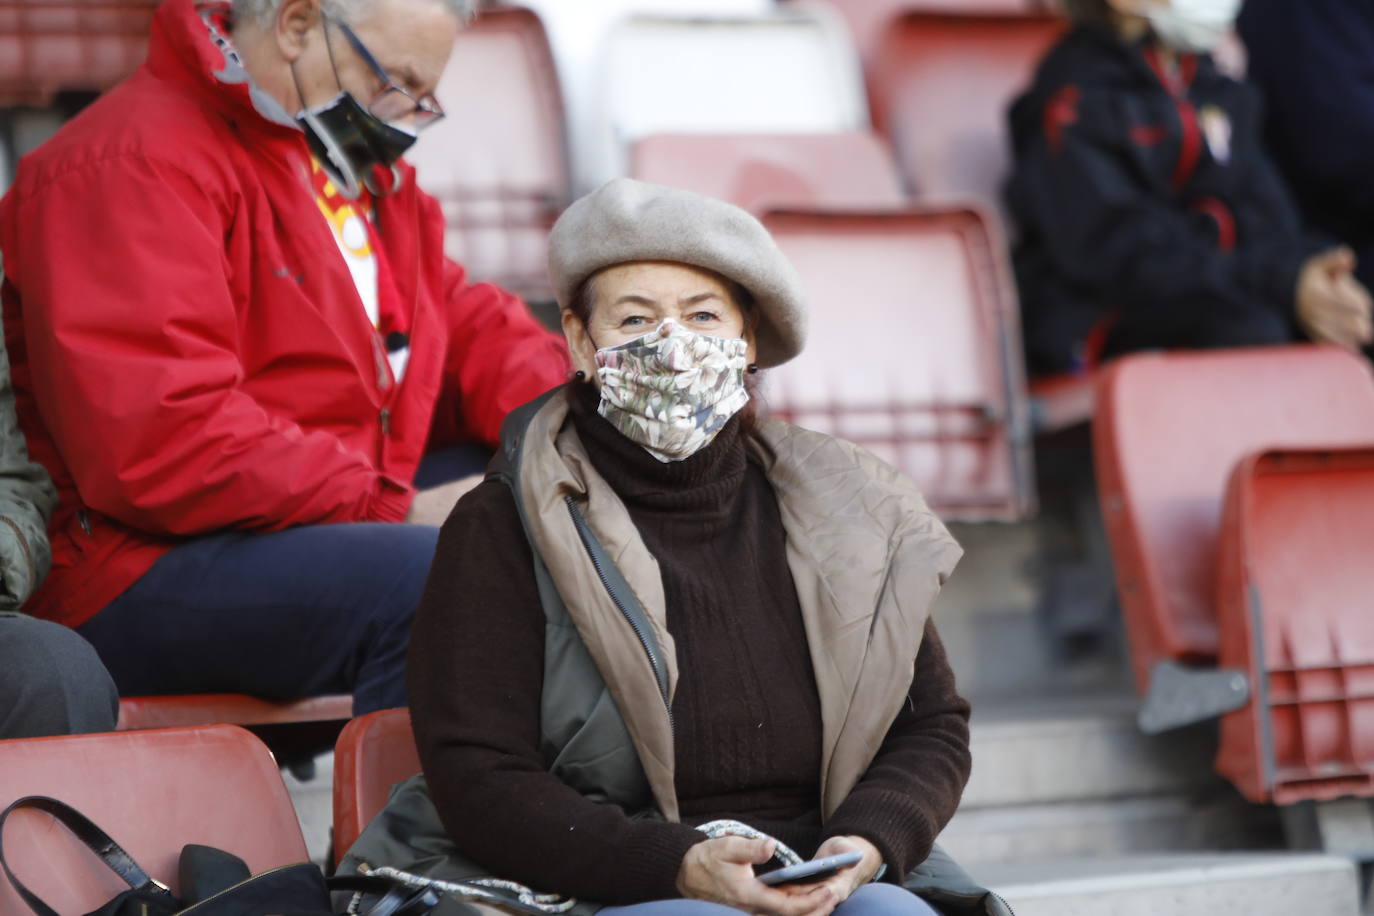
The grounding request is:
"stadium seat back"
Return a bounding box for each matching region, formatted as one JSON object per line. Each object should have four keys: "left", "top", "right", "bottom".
{"left": 408, "top": 6, "right": 570, "bottom": 302}
{"left": 0, "top": 2, "right": 156, "bottom": 106}
{"left": 1215, "top": 448, "right": 1374, "bottom": 805}
{"left": 631, "top": 132, "right": 906, "bottom": 213}
{"left": 332, "top": 708, "right": 420, "bottom": 864}
{"left": 762, "top": 206, "right": 1033, "bottom": 520}
{"left": 868, "top": 12, "right": 1064, "bottom": 210}
{"left": 589, "top": 10, "right": 868, "bottom": 184}
{"left": 1094, "top": 347, "right": 1374, "bottom": 694}
{"left": 0, "top": 725, "right": 307, "bottom": 913}
{"left": 793, "top": 0, "right": 1048, "bottom": 62}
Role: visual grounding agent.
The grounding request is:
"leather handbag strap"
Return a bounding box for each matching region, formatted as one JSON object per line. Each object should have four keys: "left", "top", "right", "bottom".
{"left": 0, "top": 796, "right": 175, "bottom": 916}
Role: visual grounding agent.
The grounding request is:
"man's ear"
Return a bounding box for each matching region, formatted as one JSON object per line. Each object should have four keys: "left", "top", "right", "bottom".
{"left": 561, "top": 310, "right": 598, "bottom": 380}
{"left": 275, "top": 0, "right": 323, "bottom": 63}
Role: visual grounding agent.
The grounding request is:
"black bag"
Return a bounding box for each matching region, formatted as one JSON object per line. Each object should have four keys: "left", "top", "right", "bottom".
{"left": 0, "top": 796, "right": 439, "bottom": 916}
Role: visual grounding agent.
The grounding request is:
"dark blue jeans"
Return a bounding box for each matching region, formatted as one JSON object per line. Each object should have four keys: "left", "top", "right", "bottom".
{"left": 77, "top": 446, "right": 489, "bottom": 715}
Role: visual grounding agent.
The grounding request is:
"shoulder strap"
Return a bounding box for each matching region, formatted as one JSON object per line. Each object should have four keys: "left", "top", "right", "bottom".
{"left": 0, "top": 796, "right": 174, "bottom": 916}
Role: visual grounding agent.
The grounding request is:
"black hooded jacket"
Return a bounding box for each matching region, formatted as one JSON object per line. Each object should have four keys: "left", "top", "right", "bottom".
{"left": 1005, "top": 24, "right": 1322, "bottom": 375}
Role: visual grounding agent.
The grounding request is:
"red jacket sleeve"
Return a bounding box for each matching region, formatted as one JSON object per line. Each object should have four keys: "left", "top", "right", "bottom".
{"left": 430, "top": 258, "right": 570, "bottom": 449}
{"left": 8, "top": 155, "right": 415, "bottom": 535}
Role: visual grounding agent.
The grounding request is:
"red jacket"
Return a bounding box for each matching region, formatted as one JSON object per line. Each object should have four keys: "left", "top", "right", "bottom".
{"left": 0, "top": 0, "right": 570, "bottom": 628}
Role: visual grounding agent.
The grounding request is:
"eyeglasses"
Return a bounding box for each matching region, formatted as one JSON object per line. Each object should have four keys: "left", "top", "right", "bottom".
{"left": 324, "top": 13, "right": 446, "bottom": 130}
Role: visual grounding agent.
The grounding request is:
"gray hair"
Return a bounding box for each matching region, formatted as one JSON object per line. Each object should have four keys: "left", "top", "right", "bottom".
{"left": 232, "top": 0, "right": 476, "bottom": 27}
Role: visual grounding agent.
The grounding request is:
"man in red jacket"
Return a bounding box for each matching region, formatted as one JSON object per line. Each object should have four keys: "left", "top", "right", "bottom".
{"left": 0, "top": 0, "right": 569, "bottom": 713}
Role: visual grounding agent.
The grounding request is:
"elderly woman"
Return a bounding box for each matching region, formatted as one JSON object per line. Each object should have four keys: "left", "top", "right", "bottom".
{"left": 346, "top": 179, "right": 1005, "bottom": 916}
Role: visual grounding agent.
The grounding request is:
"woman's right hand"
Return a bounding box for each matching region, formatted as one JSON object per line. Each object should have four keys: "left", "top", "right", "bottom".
{"left": 676, "top": 837, "right": 837, "bottom": 916}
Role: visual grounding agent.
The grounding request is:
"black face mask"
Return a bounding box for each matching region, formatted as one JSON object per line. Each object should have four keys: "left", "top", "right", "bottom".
{"left": 297, "top": 90, "right": 416, "bottom": 200}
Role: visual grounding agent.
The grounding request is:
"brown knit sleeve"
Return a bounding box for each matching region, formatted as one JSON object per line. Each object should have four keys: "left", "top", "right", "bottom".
{"left": 820, "top": 618, "right": 972, "bottom": 879}
{"left": 407, "top": 479, "right": 705, "bottom": 904}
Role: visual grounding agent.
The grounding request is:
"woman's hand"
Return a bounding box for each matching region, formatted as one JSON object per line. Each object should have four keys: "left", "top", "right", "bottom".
{"left": 676, "top": 836, "right": 837, "bottom": 916}
{"left": 777, "top": 836, "right": 884, "bottom": 907}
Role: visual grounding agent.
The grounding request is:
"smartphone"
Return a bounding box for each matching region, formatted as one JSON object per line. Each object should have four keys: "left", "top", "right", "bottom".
{"left": 757, "top": 851, "right": 864, "bottom": 887}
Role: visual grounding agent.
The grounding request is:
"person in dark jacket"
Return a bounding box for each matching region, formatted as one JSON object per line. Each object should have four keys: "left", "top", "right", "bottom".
{"left": 391, "top": 180, "right": 990, "bottom": 916}
{"left": 1239, "top": 0, "right": 1374, "bottom": 295}
{"left": 1006, "top": 0, "right": 1373, "bottom": 376}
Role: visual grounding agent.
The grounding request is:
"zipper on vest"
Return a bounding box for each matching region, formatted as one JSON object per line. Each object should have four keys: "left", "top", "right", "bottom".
{"left": 564, "top": 495, "right": 674, "bottom": 731}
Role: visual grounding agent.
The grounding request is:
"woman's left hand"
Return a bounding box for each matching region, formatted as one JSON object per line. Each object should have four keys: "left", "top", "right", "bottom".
{"left": 779, "top": 836, "right": 884, "bottom": 906}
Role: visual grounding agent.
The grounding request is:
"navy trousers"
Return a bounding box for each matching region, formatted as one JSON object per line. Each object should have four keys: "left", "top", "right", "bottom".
{"left": 77, "top": 445, "right": 489, "bottom": 715}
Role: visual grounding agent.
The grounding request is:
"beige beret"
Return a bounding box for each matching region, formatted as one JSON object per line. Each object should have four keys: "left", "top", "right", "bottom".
{"left": 547, "top": 178, "right": 808, "bottom": 368}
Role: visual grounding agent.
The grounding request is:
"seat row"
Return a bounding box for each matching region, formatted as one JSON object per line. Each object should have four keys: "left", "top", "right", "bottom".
{"left": 0, "top": 712, "right": 414, "bottom": 912}
{"left": 1096, "top": 344, "right": 1374, "bottom": 807}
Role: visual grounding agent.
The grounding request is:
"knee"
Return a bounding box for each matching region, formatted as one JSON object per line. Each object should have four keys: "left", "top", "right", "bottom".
{"left": 0, "top": 615, "right": 119, "bottom": 738}
{"left": 839, "top": 883, "right": 941, "bottom": 916}
{"left": 630, "top": 902, "right": 745, "bottom": 916}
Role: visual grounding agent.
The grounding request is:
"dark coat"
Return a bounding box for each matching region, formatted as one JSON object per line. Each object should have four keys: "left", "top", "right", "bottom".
{"left": 1240, "top": 0, "right": 1374, "bottom": 292}
{"left": 1005, "top": 24, "right": 1322, "bottom": 374}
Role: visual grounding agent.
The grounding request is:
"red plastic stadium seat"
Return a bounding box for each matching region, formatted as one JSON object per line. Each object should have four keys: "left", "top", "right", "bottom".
{"left": 762, "top": 205, "right": 1034, "bottom": 521}
{"left": 117, "top": 693, "right": 353, "bottom": 731}
{"left": 332, "top": 708, "right": 419, "bottom": 865}
{"left": 631, "top": 132, "right": 907, "bottom": 214}
{"left": 0, "top": 725, "right": 308, "bottom": 913}
{"left": 408, "top": 5, "right": 570, "bottom": 302}
{"left": 1215, "top": 448, "right": 1374, "bottom": 805}
{"left": 794, "top": 0, "right": 1052, "bottom": 62}
{"left": 0, "top": 1, "right": 157, "bottom": 106}
{"left": 1094, "top": 347, "right": 1374, "bottom": 698}
{"left": 868, "top": 11, "right": 1064, "bottom": 208}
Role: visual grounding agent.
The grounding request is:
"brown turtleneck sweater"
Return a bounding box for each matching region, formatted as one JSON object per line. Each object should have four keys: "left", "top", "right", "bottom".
{"left": 407, "top": 384, "right": 971, "bottom": 906}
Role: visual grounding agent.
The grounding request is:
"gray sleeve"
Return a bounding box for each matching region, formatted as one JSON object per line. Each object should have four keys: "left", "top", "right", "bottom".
{"left": 0, "top": 259, "right": 57, "bottom": 609}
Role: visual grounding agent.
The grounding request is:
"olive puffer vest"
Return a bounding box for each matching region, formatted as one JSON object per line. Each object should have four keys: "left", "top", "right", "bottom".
{"left": 341, "top": 390, "right": 1010, "bottom": 916}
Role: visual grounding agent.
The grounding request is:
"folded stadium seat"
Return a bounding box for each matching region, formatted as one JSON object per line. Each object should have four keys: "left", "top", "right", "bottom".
{"left": 332, "top": 707, "right": 419, "bottom": 864}
{"left": 117, "top": 693, "right": 353, "bottom": 731}
{"left": 585, "top": 8, "right": 869, "bottom": 187}
{"left": 407, "top": 5, "right": 571, "bottom": 304}
{"left": 0, "top": 725, "right": 308, "bottom": 912}
{"left": 1094, "top": 347, "right": 1374, "bottom": 734}
{"left": 630, "top": 131, "right": 907, "bottom": 213}
{"left": 761, "top": 206, "right": 1035, "bottom": 521}
{"left": 1214, "top": 447, "right": 1374, "bottom": 805}
{"left": 0, "top": 1, "right": 157, "bottom": 106}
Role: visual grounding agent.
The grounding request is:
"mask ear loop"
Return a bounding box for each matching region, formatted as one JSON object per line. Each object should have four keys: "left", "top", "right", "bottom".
{"left": 364, "top": 163, "right": 406, "bottom": 199}
{"left": 291, "top": 15, "right": 365, "bottom": 200}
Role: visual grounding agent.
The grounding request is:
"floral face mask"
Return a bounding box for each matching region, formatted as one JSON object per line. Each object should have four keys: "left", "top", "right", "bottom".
{"left": 594, "top": 319, "right": 750, "bottom": 462}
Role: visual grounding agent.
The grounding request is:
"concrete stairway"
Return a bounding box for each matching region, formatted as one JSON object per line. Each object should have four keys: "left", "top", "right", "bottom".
{"left": 984, "top": 854, "right": 1360, "bottom": 915}
{"left": 941, "top": 693, "right": 1362, "bottom": 914}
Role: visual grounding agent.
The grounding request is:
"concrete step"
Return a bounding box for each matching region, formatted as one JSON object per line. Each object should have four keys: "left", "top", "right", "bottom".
{"left": 940, "top": 793, "right": 1282, "bottom": 865}
{"left": 978, "top": 853, "right": 1360, "bottom": 916}
{"left": 964, "top": 697, "right": 1218, "bottom": 809}
{"left": 282, "top": 751, "right": 336, "bottom": 868}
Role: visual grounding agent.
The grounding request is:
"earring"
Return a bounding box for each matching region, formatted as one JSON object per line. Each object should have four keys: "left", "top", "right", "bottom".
{"left": 747, "top": 364, "right": 759, "bottom": 375}
{"left": 573, "top": 369, "right": 587, "bottom": 382}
